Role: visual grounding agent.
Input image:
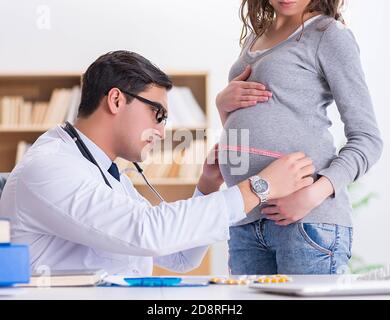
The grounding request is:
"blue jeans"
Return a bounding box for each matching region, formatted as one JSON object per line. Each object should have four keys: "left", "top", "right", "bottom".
{"left": 228, "top": 219, "right": 353, "bottom": 275}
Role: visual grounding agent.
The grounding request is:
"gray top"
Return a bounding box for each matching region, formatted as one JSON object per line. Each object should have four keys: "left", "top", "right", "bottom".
{"left": 219, "top": 15, "right": 383, "bottom": 227}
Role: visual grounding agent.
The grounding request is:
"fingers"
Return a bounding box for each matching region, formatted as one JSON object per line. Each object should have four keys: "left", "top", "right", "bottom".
{"left": 263, "top": 210, "right": 291, "bottom": 224}
{"left": 262, "top": 205, "right": 279, "bottom": 215}
{"left": 231, "top": 65, "right": 270, "bottom": 92}
{"left": 242, "top": 88, "right": 272, "bottom": 97}
{"left": 285, "top": 152, "right": 307, "bottom": 161}
{"left": 205, "top": 143, "right": 219, "bottom": 165}
{"left": 240, "top": 91, "right": 270, "bottom": 101}
{"left": 242, "top": 82, "right": 267, "bottom": 91}
{"left": 266, "top": 214, "right": 285, "bottom": 222}
{"left": 212, "top": 143, "right": 219, "bottom": 160}
{"left": 298, "top": 176, "right": 314, "bottom": 189}
{"left": 238, "top": 101, "right": 258, "bottom": 108}
{"left": 233, "top": 65, "right": 251, "bottom": 81}
{"left": 267, "top": 199, "right": 278, "bottom": 206}
{"left": 240, "top": 95, "right": 270, "bottom": 102}
{"left": 288, "top": 154, "right": 315, "bottom": 174}
{"left": 261, "top": 203, "right": 295, "bottom": 225}
{"left": 235, "top": 91, "right": 271, "bottom": 108}
{"left": 296, "top": 157, "right": 313, "bottom": 169}
{"left": 299, "top": 164, "right": 315, "bottom": 177}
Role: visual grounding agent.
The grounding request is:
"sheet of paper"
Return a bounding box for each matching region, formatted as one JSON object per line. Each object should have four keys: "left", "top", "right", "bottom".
{"left": 0, "top": 287, "right": 26, "bottom": 296}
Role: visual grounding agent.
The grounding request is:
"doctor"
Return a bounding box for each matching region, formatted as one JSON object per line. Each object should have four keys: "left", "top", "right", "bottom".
{"left": 0, "top": 51, "right": 315, "bottom": 275}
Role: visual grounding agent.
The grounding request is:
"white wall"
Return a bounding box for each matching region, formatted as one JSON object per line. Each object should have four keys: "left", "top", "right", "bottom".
{"left": 0, "top": 0, "right": 242, "bottom": 132}
{"left": 337, "top": 0, "right": 390, "bottom": 269}
{"left": 1, "top": 0, "right": 389, "bottom": 273}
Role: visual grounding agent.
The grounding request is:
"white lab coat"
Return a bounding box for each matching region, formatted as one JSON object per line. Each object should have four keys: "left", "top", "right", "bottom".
{"left": 0, "top": 125, "right": 245, "bottom": 275}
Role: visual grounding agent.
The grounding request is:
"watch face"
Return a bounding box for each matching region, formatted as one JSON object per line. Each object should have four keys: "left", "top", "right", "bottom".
{"left": 254, "top": 179, "right": 269, "bottom": 194}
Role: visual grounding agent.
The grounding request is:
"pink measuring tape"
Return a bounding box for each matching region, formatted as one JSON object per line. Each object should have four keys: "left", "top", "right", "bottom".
{"left": 219, "top": 144, "right": 284, "bottom": 159}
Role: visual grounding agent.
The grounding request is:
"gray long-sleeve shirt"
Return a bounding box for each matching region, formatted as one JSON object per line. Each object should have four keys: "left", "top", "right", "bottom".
{"left": 219, "top": 15, "right": 383, "bottom": 227}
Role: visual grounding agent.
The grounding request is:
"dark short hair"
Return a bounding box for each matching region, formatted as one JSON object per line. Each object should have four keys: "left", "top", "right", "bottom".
{"left": 78, "top": 50, "right": 172, "bottom": 117}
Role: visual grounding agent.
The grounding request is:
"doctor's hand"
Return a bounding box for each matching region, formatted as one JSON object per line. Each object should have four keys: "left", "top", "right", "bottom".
{"left": 216, "top": 65, "right": 272, "bottom": 124}
{"left": 259, "top": 152, "right": 315, "bottom": 201}
{"left": 197, "top": 144, "right": 224, "bottom": 195}
{"left": 238, "top": 152, "right": 315, "bottom": 214}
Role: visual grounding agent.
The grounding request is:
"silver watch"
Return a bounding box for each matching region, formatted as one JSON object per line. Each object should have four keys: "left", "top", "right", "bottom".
{"left": 249, "top": 175, "right": 270, "bottom": 204}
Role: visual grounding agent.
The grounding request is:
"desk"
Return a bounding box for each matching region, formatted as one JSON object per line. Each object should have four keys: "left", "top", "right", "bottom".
{"left": 1, "top": 276, "right": 390, "bottom": 300}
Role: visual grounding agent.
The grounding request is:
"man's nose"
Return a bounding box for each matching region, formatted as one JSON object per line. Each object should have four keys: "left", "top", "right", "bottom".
{"left": 156, "top": 125, "right": 165, "bottom": 140}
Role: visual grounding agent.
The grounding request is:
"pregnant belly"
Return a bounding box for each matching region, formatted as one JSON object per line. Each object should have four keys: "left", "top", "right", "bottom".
{"left": 218, "top": 104, "right": 336, "bottom": 187}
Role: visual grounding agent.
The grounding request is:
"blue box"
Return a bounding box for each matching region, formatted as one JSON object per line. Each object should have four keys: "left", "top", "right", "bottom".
{"left": 0, "top": 244, "right": 30, "bottom": 286}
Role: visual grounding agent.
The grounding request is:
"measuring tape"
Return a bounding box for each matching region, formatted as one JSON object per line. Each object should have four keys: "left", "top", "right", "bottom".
{"left": 218, "top": 144, "right": 284, "bottom": 159}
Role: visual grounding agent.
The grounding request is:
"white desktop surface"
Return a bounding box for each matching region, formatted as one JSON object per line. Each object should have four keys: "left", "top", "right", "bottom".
{"left": 1, "top": 275, "right": 390, "bottom": 300}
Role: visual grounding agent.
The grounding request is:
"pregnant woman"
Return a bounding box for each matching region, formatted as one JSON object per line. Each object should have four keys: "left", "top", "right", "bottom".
{"left": 217, "top": 0, "right": 383, "bottom": 274}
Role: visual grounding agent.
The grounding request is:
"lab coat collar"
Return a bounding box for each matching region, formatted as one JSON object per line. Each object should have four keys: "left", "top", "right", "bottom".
{"left": 54, "top": 124, "right": 113, "bottom": 172}
{"left": 74, "top": 128, "right": 113, "bottom": 171}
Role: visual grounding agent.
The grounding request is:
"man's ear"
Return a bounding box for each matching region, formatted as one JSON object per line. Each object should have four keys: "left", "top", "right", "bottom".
{"left": 106, "top": 88, "right": 125, "bottom": 114}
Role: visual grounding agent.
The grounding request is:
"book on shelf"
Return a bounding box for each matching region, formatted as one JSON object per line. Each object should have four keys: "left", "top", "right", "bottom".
{"left": 66, "top": 86, "right": 82, "bottom": 124}
{"left": 19, "top": 101, "right": 32, "bottom": 126}
{"left": 0, "top": 85, "right": 81, "bottom": 128}
{"left": 0, "top": 96, "right": 24, "bottom": 126}
{"left": 178, "top": 139, "right": 206, "bottom": 179}
{"left": 117, "top": 139, "right": 207, "bottom": 183}
{"left": 166, "top": 86, "right": 206, "bottom": 129}
{"left": 0, "top": 219, "right": 11, "bottom": 244}
{"left": 31, "top": 102, "right": 49, "bottom": 126}
{"left": 0, "top": 85, "right": 203, "bottom": 129}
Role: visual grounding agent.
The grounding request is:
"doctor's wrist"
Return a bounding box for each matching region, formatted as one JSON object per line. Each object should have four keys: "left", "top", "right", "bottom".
{"left": 238, "top": 179, "right": 261, "bottom": 214}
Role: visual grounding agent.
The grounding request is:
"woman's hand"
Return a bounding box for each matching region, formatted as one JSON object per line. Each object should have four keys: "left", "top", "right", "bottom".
{"left": 216, "top": 65, "right": 272, "bottom": 124}
{"left": 197, "top": 144, "right": 224, "bottom": 195}
{"left": 262, "top": 186, "right": 319, "bottom": 226}
{"left": 262, "top": 176, "right": 335, "bottom": 226}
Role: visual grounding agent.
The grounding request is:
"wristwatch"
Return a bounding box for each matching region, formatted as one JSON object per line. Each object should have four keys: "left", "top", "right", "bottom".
{"left": 249, "top": 175, "right": 270, "bottom": 204}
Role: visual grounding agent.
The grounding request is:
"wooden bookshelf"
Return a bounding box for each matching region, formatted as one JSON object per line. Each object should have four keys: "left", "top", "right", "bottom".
{"left": 0, "top": 74, "right": 82, "bottom": 171}
{"left": 0, "top": 72, "right": 212, "bottom": 275}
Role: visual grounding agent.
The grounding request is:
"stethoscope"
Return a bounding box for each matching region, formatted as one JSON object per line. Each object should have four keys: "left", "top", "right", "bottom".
{"left": 62, "top": 121, "right": 165, "bottom": 202}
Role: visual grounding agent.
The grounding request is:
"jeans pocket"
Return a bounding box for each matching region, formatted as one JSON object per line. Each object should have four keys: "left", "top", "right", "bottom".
{"left": 298, "top": 223, "right": 336, "bottom": 255}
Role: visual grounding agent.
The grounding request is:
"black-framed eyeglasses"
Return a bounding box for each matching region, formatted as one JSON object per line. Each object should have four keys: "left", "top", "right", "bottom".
{"left": 117, "top": 89, "right": 168, "bottom": 126}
